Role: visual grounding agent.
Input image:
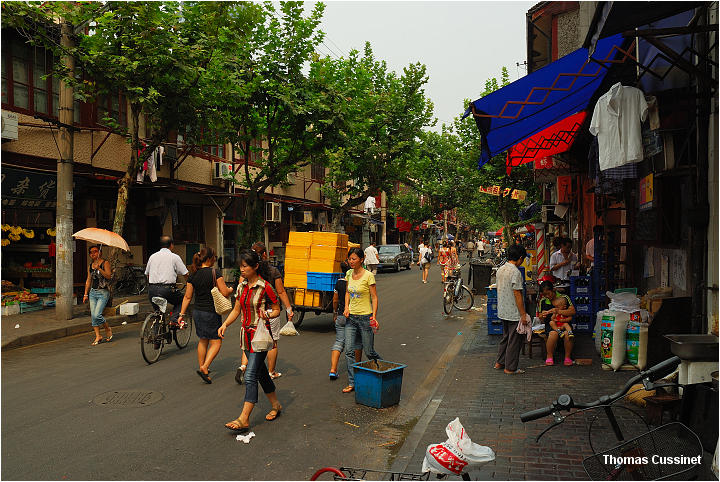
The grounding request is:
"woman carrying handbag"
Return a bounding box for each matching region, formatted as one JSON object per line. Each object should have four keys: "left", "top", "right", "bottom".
{"left": 219, "top": 249, "right": 282, "bottom": 432}
{"left": 178, "top": 247, "right": 233, "bottom": 384}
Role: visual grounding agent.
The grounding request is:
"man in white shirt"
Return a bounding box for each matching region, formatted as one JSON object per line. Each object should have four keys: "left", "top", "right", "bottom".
{"left": 145, "top": 235, "right": 189, "bottom": 324}
{"left": 549, "top": 238, "right": 578, "bottom": 282}
{"left": 364, "top": 242, "right": 379, "bottom": 275}
{"left": 493, "top": 244, "right": 529, "bottom": 375}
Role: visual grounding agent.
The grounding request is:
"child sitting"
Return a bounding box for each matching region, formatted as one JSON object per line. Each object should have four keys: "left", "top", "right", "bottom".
{"left": 550, "top": 296, "right": 574, "bottom": 339}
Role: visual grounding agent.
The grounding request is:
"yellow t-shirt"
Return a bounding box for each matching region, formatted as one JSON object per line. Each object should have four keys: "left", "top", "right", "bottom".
{"left": 346, "top": 269, "right": 376, "bottom": 315}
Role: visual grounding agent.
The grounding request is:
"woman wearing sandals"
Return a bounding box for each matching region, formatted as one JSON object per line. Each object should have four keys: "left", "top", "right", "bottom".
{"left": 342, "top": 247, "right": 381, "bottom": 394}
{"left": 83, "top": 245, "right": 113, "bottom": 346}
{"left": 178, "top": 247, "right": 233, "bottom": 384}
{"left": 219, "top": 249, "right": 282, "bottom": 432}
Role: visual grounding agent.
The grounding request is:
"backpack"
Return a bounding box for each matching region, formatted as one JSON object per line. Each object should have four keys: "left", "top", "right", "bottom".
{"left": 423, "top": 249, "right": 433, "bottom": 262}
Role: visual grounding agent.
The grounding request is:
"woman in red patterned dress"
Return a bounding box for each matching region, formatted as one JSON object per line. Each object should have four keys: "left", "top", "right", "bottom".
{"left": 219, "top": 249, "right": 282, "bottom": 432}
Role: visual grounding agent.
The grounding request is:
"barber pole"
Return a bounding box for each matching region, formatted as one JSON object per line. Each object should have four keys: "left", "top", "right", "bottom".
{"left": 535, "top": 224, "right": 547, "bottom": 277}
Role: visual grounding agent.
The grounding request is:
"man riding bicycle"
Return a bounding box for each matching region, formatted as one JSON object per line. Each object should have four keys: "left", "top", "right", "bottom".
{"left": 145, "top": 235, "right": 189, "bottom": 327}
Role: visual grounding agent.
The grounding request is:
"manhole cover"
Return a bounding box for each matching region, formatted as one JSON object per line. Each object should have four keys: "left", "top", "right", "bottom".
{"left": 93, "top": 390, "right": 163, "bottom": 407}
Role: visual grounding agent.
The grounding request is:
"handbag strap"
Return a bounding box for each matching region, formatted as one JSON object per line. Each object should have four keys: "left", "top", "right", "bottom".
{"left": 212, "top": 267, "right": 217, "bottom": 288}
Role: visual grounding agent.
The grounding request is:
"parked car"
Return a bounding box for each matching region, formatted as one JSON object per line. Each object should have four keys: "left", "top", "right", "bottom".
{"left": 376, "top": 244, "right": 413, "bottom": 272}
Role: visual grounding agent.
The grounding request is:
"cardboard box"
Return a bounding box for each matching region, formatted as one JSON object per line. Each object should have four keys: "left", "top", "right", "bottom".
{"left": 288, "top": 232, "right": 313, "bottom": 246}
{"left": 649, "top": 299, "right": 664, "bottom": 316}
{"left": 119, "top": 302, "right": 139, "bottom": 315}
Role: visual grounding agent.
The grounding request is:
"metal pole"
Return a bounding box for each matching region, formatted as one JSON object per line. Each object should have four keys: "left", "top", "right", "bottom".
{"left": 55, "top": 20, "right": 75, "bottom": 320}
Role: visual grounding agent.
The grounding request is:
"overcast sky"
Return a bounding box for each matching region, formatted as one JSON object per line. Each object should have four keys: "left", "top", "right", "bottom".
{"left": 317, "top": 1, "right": 536, "bottom": 131}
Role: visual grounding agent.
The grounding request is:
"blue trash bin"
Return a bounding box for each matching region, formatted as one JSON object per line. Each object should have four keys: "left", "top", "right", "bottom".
{"left": 352, "top": 359, "right": 407, "bottom": 408}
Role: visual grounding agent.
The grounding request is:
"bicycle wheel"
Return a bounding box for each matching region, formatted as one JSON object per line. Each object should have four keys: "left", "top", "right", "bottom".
{"left": 134, "top": 274, "right": 148, "bottom": 295}
{"left": 140, "top": 313, "right": 164, "bottom": 364}
{"left": 442, "top": 286, "right": 454, "bottom": 315}
{"left": 174, "top": 312, "right": 193, "bottom": 348}
{"left": 453, "top": 285, "right": 474, "bottom": 311}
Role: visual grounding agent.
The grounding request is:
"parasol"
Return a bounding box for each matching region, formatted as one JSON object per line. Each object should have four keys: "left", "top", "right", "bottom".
{"left": 73, "top": 228, "right": 129, "bottom": 251}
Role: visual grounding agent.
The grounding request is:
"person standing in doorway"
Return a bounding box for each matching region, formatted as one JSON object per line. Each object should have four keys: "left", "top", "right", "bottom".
{"left": 493, "top": 244, "right": 529, "bottom": 375}
{"left": 549, "top": 238, "right": 578, "bottom": 282}
{"left": 145, "top": 235, "right": 189, "bottom": 325}
{"left": 178, "top": 247, "right": 233, "bottom": 384}
{"left": 236, "top": 242, "right": 294, "bottom": 383}
{"left": 364, "top": 241, "right": 380, "bottom": 275}
{"left": 83, "top": 245, "right": 113, "bottom": 345}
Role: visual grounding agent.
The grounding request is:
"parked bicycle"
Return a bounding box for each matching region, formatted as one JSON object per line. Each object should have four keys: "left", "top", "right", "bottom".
{"left": 443, "top": 263, "right": 474, "bottom": 315}
{"left": 521, "top": 356, "right": 704, "bottom": 481}
{"left": 114, "top": 264, "right": 148, "bottom": 296}
{"left": 140, "top": 294, "right": 193, "bottom": 364}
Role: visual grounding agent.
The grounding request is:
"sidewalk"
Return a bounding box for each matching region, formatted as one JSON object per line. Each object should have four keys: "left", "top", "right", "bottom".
{"left": 1, "top": 294, "right": 153, "bottom": 350}
{"left": 388, "top": 313, "right": 706, "bottom": 480}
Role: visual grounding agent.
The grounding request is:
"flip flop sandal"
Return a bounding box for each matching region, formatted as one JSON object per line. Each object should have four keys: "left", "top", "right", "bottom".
{"left": 105, "top": 335, "right": 113, "bottom": 343}
{"left": 91, "top": 339, "right": 105, "bottom": 346}
{"left": 225, "top": 419, "right": 250, "bottom": 433}
{"left": 493, "top": 363, "right": 504, "bottom": 370}
{"left": 196, "top": 370, "right": 212, "bottom": 384}
{"left": 270, "top": 372, "right": 282, "bottom": 379}
{"left": 235, "top": 366, "right": 246, "bottom": 385}
{"left": 504, "top": 369, "right": 526, "bottom": 375}
{"left": 329, "top": 372, "right": 339, "bottom": 380}
{"left": 265, "top": 408, "right": 282, "bottom": 421}
{"left": 342, "top": 385, "right": 354, "bottom": 393}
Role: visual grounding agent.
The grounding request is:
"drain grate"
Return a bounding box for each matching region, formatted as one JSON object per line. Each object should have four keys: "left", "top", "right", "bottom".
{"left": 93, "top": 390, "right": 163, "bottom": 407}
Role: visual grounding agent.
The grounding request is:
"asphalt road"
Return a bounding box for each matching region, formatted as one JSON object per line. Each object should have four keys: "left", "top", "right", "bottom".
{"left": 2, "top": 264, "right": 481, "bottom": 480}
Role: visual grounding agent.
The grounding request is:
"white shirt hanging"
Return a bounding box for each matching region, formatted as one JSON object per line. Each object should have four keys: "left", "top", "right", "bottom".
{"left": 364, "top": 196, "right": 376, "bottom": 214}
{"left": 589, "top": 83, "right": 648, "bottom": 171}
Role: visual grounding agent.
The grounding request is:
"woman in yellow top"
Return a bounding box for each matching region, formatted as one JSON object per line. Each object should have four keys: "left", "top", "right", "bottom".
{"left": 342, "top": 247, "right": 381, "bottom": 393}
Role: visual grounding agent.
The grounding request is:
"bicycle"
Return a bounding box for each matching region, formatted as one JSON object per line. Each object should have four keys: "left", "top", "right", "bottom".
{"left": 521, "top": 356, "right": 704, "bottom": 481}
{"left": 114, "top": 264, "right": 148, "bottom": 296}
{"left": 140, "top": 293, "right": 193, "bottom": 364}
{"left": 443, "top": 263, "right": 474, "bottom": 315}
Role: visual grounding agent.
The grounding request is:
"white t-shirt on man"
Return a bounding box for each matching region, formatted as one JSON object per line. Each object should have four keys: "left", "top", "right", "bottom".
{"left": 364, "top": 245, "right": 379, "bottom": 265}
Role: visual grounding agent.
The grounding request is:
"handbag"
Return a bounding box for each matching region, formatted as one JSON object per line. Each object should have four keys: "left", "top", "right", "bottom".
{"left": 211, "top": 268, "right": 233, "bottom": 315}
{"left": 251, "top": 317, "right": 274, "bottom": 352}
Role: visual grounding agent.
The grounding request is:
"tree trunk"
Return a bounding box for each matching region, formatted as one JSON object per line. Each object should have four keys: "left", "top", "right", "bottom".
{"left": 330, "top": 206, "right": 345, "bottom": 232}
{"left": 239, "top": 189, "right": 264, "bottom": 249}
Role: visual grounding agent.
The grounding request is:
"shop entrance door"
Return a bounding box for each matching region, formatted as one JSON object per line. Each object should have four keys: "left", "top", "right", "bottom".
{"left": 146, "top": 216, "right": 162, "bottom": 262}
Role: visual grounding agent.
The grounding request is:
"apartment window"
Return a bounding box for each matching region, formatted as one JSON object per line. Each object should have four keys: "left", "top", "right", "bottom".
{"left": 96, "top": 92, "right": 127, "bottom": 128}
{"left": 2, "top": 35, "right": 84, "bottom": 123}
{"left": 311, "top": 163, "right": 325, "bottom": 181}
{"left": 202, "top": 143, "right": 225, "bottom": 159}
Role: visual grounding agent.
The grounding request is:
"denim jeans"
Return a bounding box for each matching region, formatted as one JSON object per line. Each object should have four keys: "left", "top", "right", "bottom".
{"left": 332, "top": 315, "right": 361, "bottom": 352}
{"left": 345, "top": 314, "right": 381, "bottom": 386}
{"left": 89, "top": 288, "right": 110, "bottom": 327}
{"left": 243, "top": 350, "right": 275, "bottom": 404}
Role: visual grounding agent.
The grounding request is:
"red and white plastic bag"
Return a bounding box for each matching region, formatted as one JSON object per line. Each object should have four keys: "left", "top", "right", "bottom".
{"left": 422, "top": 418, "right": 495, "bottom": 476}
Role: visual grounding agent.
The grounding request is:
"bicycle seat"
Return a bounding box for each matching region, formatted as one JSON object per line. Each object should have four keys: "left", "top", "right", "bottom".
{"left": 151, "top": 297, "right": 168, "bottom": 313}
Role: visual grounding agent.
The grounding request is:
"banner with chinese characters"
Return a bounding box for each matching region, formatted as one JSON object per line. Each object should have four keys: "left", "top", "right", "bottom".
{"left": 478, "top": 186, "right": 527, "bottom": 201}
{"left": 639, "top": 173, "right": 653, "bottom": 210}
{"left": 1, "top": 168, "right": 57, "bottom": 209}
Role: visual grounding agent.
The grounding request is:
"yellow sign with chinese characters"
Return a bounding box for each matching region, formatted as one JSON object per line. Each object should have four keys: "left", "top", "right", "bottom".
{"left": 479, "top": 186, "right": 527, "bottom": 201}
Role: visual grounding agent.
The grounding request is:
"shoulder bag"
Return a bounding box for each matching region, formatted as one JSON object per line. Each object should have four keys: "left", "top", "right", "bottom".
{"left": 211, "top": 268, "right": 233, "bottom": 315}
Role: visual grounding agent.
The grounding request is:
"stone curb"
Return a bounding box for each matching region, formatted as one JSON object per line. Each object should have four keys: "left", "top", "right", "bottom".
{"left": 1, "top": 311, "right": 152, "bottom": 351}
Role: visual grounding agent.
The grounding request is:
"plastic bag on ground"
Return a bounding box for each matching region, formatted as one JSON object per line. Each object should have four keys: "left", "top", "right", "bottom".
{"left": 422, "top": 418, "right": 495, "bottom": 476}
{"left": 279, "top": 321, "right": 298, "bottom": 336}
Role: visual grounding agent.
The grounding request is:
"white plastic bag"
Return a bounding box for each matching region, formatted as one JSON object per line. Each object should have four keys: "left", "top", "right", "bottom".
{"left": 279, "top": 321, "right": 298, "bottom": 336}
{"left": 422, "top": 418, "right": 495, "bottom": 476}
{"left": 250, "top": 320, "right": 274, "bottom": 352}
{"left": 606, "top": 291, "right": 640, "bottom": 313}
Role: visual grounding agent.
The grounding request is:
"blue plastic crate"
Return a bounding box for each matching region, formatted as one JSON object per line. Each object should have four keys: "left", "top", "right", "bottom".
{"left": 486, "top": 287, "right": 497, "bottom": 299}
{"left": 352, "top": 359, "right": 406, "bottom": 408}
{"left": 574, "top": 304, "right": 592, "bottom": 314}
{"left": 30, "top": 287, "right": 55, "bottom": 294}
{"left": 306, "top": 272, "right": 343, "bottom": 292}
{"left": 488, "top": 318, "right": 503, "bottom": 335}
{"left": 487, "top": 307, "right": 498, "bottom": 319}
{"left": 486, "top": 301, "right": 498, "bottom": 313}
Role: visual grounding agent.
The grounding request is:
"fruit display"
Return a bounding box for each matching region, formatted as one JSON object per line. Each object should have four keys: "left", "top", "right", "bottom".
{"left": 2, "top": 290, "right": 39, "bottom": 306}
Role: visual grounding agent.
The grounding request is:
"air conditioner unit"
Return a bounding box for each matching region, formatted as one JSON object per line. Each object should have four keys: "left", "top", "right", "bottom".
{"left": 1, "top": 111, "right": 18, "bottom": 141}
{"left": 213, "top": 161, "right": 232, "bottom": 180}
{"left": 265, "top": 202, "right": 281, "bottom": 222}
{"left": 303, "top": 210, "right": 314, "bottom": 224}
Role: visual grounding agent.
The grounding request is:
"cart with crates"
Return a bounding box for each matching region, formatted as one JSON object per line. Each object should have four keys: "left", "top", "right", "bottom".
{"left": 283, "top": 231, "right": 349, "bottom": 328}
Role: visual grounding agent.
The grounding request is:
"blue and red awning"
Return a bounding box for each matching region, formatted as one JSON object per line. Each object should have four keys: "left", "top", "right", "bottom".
{"left": 463, "top": 33, "right": 635, "bottom": 169}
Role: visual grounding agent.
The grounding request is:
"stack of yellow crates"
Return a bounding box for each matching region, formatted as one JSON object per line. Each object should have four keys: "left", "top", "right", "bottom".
{"left": 284, "top": 231, "right": 349, "bottom": 307}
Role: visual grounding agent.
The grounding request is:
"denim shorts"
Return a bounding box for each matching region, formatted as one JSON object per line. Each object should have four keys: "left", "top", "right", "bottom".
{"left": 193, "top": 309, "right": 222, "bottom": 340}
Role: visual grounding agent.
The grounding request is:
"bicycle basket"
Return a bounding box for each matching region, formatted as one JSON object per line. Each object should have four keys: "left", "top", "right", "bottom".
{"left": 582, "top": 422, "right": 703, "bottom": 481}
{"left": 151, "top": 297, "right": 168, "bottom": 313}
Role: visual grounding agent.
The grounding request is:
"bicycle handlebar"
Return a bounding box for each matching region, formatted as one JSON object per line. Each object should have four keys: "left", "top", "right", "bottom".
{"left": 520, "top": 356, "right": 682, "bottom": 422}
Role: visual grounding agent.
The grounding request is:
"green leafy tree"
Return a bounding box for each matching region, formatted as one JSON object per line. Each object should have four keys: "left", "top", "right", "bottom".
{"left": 320, "top": 43, "right": 435, "bottom": 231}
{"left": 202, "top": 2, "right": 346, "bottom": 248}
